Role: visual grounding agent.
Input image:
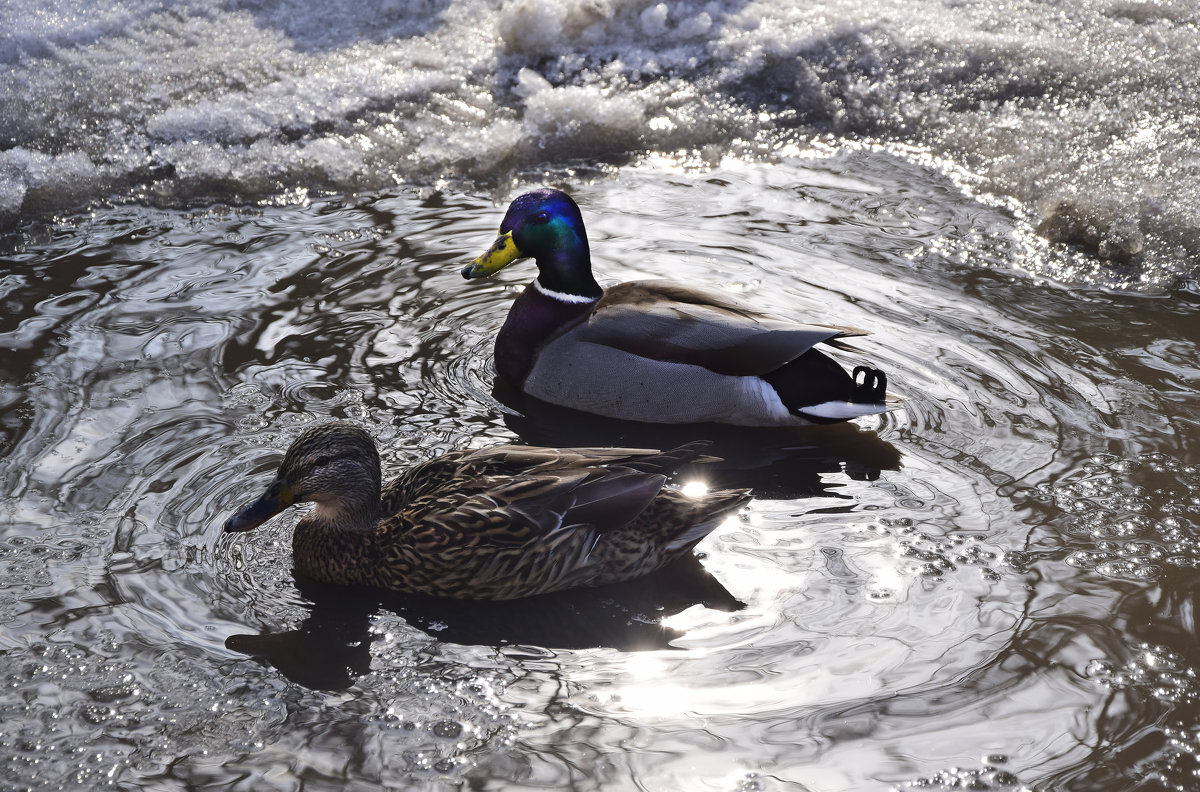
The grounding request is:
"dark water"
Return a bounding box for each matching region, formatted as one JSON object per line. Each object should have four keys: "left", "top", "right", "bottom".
{"left": 2, "top": 152, "right": 1199, "bottom": 791}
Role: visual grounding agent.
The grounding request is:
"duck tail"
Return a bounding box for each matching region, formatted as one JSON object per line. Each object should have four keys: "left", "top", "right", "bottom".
{"left": 619, "top": 440, "right": 716, "bottom": 475}
{"left": 664, "top": 488, "right": 752, "bottom": 552}
{"left": 851, "top": 366, "right": 887, "bottom": 402}
{"left": 765, "top": 348, "right": 894, "bottom": 423}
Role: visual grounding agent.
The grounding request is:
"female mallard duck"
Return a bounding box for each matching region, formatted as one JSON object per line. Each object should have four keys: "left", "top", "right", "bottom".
{"left": 223, "top": 422, "right": 749, "bottom": 600}
{"left": 462, "top": 188, "right": 894, "bottom": 426}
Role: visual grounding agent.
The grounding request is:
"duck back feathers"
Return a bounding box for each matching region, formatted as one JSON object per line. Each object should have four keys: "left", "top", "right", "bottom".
{"left": 226, "top": 425, "right": 749, "bottom": 600}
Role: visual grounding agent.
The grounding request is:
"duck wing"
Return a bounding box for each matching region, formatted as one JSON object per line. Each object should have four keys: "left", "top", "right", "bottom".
{"left": 382, "top": 445, "right": 668, "bottom": 509}
{"left": 377, "top": 443, "right": 728, "bottom": 599}
{"left": 391, "top": 448, "right": 676, "bottom": 546}
{"left": 581, "top": 280, "right": 868, "bottom": 376}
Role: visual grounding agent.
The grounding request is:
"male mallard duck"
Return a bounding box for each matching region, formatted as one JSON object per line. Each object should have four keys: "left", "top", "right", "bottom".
{"left": 462, "top": 188, "right": 894, "bottom": 426}
{"left": 222, "top": 422, "right": 749, "bottom": 600}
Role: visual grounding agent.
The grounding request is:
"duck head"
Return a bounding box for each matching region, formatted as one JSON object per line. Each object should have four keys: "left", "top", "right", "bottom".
{"left": 462, "top": 188, "right": 602, "bottom": 299}
{"left": 223, "top": 422, "right": 383, "bottom": 534}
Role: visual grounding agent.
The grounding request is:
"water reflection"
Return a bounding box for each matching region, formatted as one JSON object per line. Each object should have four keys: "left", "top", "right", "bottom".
{"left": 1, "top": 156, "right": 1198, "bottom": 790}
{"left": 497, "top": 383, "right": 902, "bottom": 498}
{"left": 226, "top": 557, "right": 745, "bottom": 689}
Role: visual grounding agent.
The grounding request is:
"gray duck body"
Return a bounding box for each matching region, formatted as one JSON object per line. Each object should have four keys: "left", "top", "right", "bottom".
{"left": 463, "top": 188, "right": 895, "bottom": 426}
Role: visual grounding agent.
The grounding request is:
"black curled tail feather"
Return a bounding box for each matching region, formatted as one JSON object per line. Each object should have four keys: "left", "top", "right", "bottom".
{"left": 764, "top": 348, "right": 888, "bottom": 415}
{"left": 852, "top": 366, "right": 887, "bottom": 403}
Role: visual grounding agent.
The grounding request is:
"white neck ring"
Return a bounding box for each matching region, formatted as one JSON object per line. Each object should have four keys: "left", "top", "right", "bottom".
{"left": 534, "top": 279, "right": 600, "bottom": 304}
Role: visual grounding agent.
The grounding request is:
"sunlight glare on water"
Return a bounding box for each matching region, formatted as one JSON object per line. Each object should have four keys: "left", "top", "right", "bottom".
{"left": 0, "top": 152, "right": 1198, "bottom": 791}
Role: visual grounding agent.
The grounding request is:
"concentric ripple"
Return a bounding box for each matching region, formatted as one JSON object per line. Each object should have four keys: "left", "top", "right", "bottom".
{"left": 1, "top": 155, "right": 1197, "bottom": 791}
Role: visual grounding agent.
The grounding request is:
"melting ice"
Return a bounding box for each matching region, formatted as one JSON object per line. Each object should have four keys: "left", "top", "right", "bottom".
{"left": 2, "top": 0, "right": 1198, "bottom": 278}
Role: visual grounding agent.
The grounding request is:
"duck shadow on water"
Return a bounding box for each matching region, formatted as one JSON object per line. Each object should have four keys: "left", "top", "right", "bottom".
{"left": 494, "top": 384, "right": 903, "bottom": 500}
{"left": 225, "top": 555, "right": 743, "bottom": 690}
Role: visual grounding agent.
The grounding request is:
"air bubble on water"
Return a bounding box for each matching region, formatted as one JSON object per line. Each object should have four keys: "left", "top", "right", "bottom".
{"left": 1086, "top": 644, "right": 1200, "bottom": 708}
{"left": 1038, "top": 451, "right": 1200, "bottom": 582}
{"left": 431, "top": 720, "right": 462, "bottom": 739}
{"left": 736, "top": 772, "right": 765, "bottom": 792}
{"left": 896, "top": 763, "right": 1031, "bottom": 791}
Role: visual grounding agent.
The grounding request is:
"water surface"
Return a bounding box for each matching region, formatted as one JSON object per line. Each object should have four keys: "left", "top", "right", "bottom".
{"left": 3, "top": 153, "right": 1198, "bottom": 790}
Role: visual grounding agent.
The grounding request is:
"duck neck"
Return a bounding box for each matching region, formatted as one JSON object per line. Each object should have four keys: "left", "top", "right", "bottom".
{"left": 495, "top": 279, "right": 599, "bottom": 385}
{"left": 534, "top": 241, "right": 602, "bottom": 301}
{"left": 311, "top": 495, "right": 381, "bottom": 532}
{"left": 292, "top": 494, "right": 382, "bottom": 586}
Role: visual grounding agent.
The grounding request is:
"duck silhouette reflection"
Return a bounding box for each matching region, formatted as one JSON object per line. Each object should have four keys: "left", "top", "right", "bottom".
{"left": 226, "top": 555, "right": 743, "bottom": 690}
{"left": 494, "top": 382, "right": 902, "bottom": 500}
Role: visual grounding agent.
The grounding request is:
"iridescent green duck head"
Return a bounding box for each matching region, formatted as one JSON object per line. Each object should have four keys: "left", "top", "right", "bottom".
{"left": 223, "top": 423, "right": 383, "bottom": 534}
{"left": 461, "top": 188, "right": 602, "bottom": 299}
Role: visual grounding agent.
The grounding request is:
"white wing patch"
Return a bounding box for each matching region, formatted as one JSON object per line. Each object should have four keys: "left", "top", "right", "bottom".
{"left": 534, "top": 279, "right": 602, "bottom": 305}
{"left": 799, "top": 400, "right": 890, "bottom": 420}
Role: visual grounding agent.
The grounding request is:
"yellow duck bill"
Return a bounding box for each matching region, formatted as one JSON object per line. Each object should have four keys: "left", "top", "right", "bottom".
{"left": 461, "top": 231, "right": 524, "bottom": 279}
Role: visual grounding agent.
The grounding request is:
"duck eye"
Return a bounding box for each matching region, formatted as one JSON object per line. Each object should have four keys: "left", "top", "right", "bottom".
{"left": 531, "top": 211, "right": 550, "bottom": 224}
{"left": 313, "top": 454, "right": 333, "bottom": 467}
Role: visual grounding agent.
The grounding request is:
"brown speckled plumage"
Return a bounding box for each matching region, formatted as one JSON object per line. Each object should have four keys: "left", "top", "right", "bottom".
{"left": 223, "top": 422, "right": 750, "bottom": 600}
